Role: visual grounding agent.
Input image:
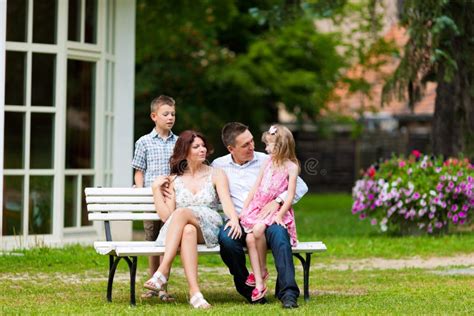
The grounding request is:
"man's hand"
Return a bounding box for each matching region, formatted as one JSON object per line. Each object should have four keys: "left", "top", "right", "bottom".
{"left": 257, "top": 200, "right": 280, "bottom": 220}
{"left": 272, "top": 213, "right": 286, "bottom": 228}
{"left": 224, "top": 218, "right": 242, "bottom": 240}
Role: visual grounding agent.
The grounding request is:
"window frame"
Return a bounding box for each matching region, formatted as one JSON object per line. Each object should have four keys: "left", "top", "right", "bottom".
{"left": 2, "top": 0, "right": 116, "bottom": 243}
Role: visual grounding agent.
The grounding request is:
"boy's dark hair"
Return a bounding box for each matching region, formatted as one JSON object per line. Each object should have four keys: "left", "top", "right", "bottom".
{"left": 221, "top": 122, "right": 249, "bottom": 147}
{"left": 150, "top": 95, "right": 175, "bottom": 113}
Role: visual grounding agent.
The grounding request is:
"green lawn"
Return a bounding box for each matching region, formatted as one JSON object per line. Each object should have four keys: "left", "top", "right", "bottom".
{"left": 1, "top": 193, "right": 473, "bottom": 314}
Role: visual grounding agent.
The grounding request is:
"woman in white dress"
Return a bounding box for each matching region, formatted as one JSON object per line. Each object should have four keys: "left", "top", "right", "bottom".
{"left": 144, "top": 130, "right": 242, "bottom": 309}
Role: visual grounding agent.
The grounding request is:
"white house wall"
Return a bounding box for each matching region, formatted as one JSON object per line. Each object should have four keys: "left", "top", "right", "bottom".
{"left": 108, "top": 0, "right": 136, "bottom": 241}
{"left": 0, "top": 0, "right": 6, "bottom": 244}
{"left": 1, "top": 0, "right": 136, "bottom": 249}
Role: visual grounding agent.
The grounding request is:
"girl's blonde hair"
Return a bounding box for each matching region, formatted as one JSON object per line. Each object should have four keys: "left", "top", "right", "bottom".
{"left": 262, "top": 124, "right": 300, "bottom": 172}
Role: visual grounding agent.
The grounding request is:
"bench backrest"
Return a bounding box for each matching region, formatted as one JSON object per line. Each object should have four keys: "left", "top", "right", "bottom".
{"left": 85, "top": 187, "right": 160, "bottom": 221}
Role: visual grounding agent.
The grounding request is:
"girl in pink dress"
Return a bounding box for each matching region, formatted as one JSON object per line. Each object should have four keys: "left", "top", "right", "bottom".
{"left": 240, "top": 124, "right": 299, "bottom": 301}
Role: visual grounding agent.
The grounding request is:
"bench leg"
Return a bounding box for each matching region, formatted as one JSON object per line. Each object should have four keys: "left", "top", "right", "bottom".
{"left": 293, "top": 253, "right": 312, "bottom": 302}
{"left": 123, "top": 256, "right": 138, "bottom": 306}
{"left": 107, "top": 256, "right": 122, "bottom": 302}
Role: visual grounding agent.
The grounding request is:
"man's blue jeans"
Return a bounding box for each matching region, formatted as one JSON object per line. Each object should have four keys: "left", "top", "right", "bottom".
{"left": 218, "top": 223, "right": 300, "bottom": 302}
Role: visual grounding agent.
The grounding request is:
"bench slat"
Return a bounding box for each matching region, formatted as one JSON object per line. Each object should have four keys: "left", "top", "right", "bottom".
{"left": 85, "top": 187, "right": 152, "bottom": 196}
{"left": 116, "top": 246, "right": 221, "bottom": 256}
{"left": 94, "top": 241, "right": 327, "bottom": 256}
{"left": 88, "top": 213, "right": 160, "bottom": 221}
{"left": 86, "top": 196, "right": 154, "bottom": 203}
{"left": 87, "top": 204, "right": 156, "bottom": 212}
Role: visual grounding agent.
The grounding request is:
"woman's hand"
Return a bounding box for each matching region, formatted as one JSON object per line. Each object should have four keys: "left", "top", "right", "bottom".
{"left": 224, "top": 218, "right": 242, "bottom": 240}
{"left": 153, "top": 175, "right": 170, "bottom": 189}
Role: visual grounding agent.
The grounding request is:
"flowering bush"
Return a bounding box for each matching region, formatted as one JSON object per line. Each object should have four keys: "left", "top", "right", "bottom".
{"left": 352, "top": 151, "right": 474, "bottom": 234}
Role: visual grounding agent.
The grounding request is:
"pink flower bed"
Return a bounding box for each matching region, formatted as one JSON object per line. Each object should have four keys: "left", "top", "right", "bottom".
{"left": 352, "top": 151, "right": 474, "bottom": 234}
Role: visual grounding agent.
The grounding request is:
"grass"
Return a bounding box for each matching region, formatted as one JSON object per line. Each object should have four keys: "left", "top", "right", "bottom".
{"left": 1, "top": 193, "right": 473, "bottom": 314}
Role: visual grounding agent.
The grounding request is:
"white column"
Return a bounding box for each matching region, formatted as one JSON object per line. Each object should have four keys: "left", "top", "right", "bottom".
{"left": 111, "top": 0, "right": 136, "bottom": 240}
{"left": 113, "top": 0, "right": 135, "bottom": 188}
{"left": 0, "top": 0, "right": 7, "bottom": 238}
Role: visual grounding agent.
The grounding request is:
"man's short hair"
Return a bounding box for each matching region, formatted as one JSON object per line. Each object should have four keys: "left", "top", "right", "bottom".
{"left": 221, "top": 122, "right": 249, "bottom": 147}
{"left": 150, "top": 95, "right": 175, "bottom": 113}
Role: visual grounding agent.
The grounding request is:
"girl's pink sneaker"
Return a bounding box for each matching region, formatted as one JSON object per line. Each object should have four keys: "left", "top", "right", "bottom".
{"left": 245, "top": 270, "right": 269, "bottom": 287}
{"left": 251, "top": 286, "right": 268, "bottom": 301}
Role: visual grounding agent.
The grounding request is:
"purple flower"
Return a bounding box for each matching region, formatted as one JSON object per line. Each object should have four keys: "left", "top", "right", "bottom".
{"left": 457, "top": 171, "right": 464, "bottom": 177}
{"left": 462, "top": 204, "right": 469, "bottom": 211}
{"left": 436, "top": 183, "right": 444, "bottom": 192}
{"left": 435, "top": 222, "right": 443, "bottom": 229}
{"left": 451, "top": 205, "right": 459, "bottom": 212}
{"left": 429, "top": 212, "right": 435, "bottom": 219}
{"left": 459, "top": 211, "right": 467, "bottom": 218}
{"left": 368, "top": 194, "right": 374, "bottom": 200}
{"left": 370, "top": 218, "right": 378, "bottom": 225}
{"left": 440, "top": 175, "right": 446, "bottom": 181}
{"left": 452, "top": 215, "right": 459, "bottom": 223}
{"left": 359, "top": 213, "right": 367, "bottom": 220}
{"left": 413, "top": 192, "right": 421, "bottom": 200}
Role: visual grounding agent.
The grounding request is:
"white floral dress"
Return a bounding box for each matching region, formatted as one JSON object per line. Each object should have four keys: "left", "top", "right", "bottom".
{"left": 155, "top": 171, "right": 223, "bottom": 248}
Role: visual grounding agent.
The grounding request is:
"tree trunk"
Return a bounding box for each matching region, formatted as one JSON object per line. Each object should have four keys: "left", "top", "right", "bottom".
{"left": 432, "top": 62, "right": 474, "bottom": 159}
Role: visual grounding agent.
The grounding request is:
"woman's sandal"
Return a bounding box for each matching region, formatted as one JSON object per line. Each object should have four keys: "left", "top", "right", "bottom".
{"left": 189, "top": 292, "right": 211, "bottom": 309}
{"left": 140, "top": 289, "right": 175, "bottom": 302}
{"left": 144, "top": 271, "right": 167, "bottom": 293}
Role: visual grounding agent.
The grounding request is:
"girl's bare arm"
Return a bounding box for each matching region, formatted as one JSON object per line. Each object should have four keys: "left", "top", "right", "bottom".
{"left": 242, "top": 162, "right": 266, "bottom": 211}
{"left": 274, "top": 162, "right": 298, "bottom": 223}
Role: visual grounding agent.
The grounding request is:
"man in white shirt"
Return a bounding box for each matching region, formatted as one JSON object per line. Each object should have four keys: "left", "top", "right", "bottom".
{"left": 212, "top": 122, "right": 308, "bottom": 308}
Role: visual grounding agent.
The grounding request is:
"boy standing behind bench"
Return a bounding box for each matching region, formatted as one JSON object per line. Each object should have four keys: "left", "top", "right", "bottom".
{"left": 131, "top": 95, "right": 177, "bottom": 301}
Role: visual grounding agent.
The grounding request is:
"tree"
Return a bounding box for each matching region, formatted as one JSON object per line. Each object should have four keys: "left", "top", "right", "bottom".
{"left": 383, "top": 0, "right": 474, "bottom": 158}
{"left": 135, "top": 0, "right": 347, "bottom": 152}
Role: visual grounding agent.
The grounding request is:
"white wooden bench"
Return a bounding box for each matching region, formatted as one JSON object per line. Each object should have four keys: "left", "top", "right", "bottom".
{"left": 86, "top": 187, "right": 327, "bottom": 306}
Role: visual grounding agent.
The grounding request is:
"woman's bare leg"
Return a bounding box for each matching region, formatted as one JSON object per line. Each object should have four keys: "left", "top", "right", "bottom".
{"left": 180, "top": 224, "right": 206, "bottom": 296}
{"left": 157, "top": 208, "right": 200, "bottom": 277}
{"left": 246, "top": 233, "right": 263, "bottom": 290}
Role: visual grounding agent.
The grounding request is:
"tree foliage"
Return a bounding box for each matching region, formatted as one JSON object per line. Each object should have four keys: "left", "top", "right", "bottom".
{"left": 134, "top": 0, "right": 346, "bottom": 151}
{"left": 383, "top": 0, "right": 474, "bottom": 158}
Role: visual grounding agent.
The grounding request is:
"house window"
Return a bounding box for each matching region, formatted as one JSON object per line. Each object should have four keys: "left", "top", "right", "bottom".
{"left": 68, "top": 0, "right": 97, "bottom": 44}
{"left": 2, "top": 0, "right": 116, "bottom": 237}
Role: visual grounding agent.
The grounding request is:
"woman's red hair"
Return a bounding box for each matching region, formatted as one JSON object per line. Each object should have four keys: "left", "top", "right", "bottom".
{"left": 170, "top": 130, "right": 214, "bottom": 175}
